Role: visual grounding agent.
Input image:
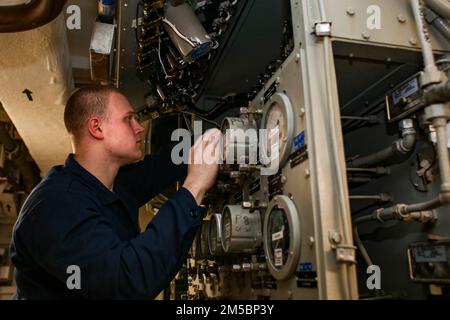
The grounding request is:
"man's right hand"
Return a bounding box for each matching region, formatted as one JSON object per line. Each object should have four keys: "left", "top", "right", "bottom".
{"left": 183, "top": 129, "right": 221, "bottom": 205}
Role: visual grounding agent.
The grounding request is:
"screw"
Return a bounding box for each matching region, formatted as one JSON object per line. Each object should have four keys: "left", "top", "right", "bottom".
{"left": 409, "top": 38, "right": 418, "bottom": 45}
{"left": 346, "top": 7, "right": 356, "bottom": 16}
{"left": 300, "top": 107, "right": 305, "bottom": 116}
{"left": 295, "top": 53, "right": 300, "bottom": 62}
{"left": 309, "top": 236, "right": 315, "bottom": 246}
{"left": 362, "top": 32, "right": 370, "bottom": 40}
{"left": 397, "top": 14, "right": 406, "bottom": 23}
{"left": 305, "top": 169, "right": 310, "bottom": 178}
{"left": 329, "top": 231, "right": 342, "bottom": 244}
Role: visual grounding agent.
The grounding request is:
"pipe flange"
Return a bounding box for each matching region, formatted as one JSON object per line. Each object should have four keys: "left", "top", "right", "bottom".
{"left": 425, "top": 103, "right": 450, "bottom": 121}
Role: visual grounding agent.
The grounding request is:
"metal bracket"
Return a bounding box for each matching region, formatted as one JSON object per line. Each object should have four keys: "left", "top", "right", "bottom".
{"left": 314, "top": 21, "right": 332, "bottom": 37}
{"left": 335, "top": 245, "right": 357, "bottom": 264}
{"left": 329, "top": 231, "right": 356, "bottom": 264}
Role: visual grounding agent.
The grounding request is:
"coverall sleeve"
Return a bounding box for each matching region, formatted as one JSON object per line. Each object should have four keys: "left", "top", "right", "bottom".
{"left": 116, "top": 143, "right": 189, "bottom": 207}
{"left": 23, "top": 188, "right": 204, "bottom": 299}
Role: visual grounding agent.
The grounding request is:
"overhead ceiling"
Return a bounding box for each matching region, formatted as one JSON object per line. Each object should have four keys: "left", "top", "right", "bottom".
{"left": 0, "top": 1, "right": 98, "bottom": 175}
{"left": 0, "top": 13, "right": 74, "bottom": 175}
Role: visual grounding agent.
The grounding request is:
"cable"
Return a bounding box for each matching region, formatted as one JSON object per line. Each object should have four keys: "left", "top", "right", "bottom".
{"left": 162, "top": 17, "right": 196, "bottom": 47}
{"left": 181, "top": 111, "right": 220, "bottom": 128}
{"left": 158, "top": 33, "right": 169, "bottom": 78}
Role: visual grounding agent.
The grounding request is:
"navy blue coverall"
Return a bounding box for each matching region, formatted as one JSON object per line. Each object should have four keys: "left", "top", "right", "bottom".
{"left": 10, "top": 144, "right": 205, "bottom": 299}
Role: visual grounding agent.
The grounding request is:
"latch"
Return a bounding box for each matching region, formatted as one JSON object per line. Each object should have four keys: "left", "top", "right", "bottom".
{"left": 329, "top": 231, "right": 356, "bottom": 264}
{"left": 314, "top": 21, "right": 332, "bottom": 37}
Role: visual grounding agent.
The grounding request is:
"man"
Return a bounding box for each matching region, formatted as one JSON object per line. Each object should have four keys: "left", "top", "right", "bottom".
{"left": 9, "top": 86, "right": 220, "bottom": 299}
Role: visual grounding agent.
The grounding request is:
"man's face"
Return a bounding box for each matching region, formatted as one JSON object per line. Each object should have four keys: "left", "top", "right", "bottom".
{"left": 102, "top": 92, "right": 145, "bottom": 165}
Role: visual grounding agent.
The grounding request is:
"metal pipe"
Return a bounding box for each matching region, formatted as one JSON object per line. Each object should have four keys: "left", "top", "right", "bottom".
{"left": 434, "top": 117, "right": 450, "bottom": 194}
{"left": 431, "top": 13, "right": 450, "bottom": 41}
{"left": 347, "top": 167, "right": 390, "bottom": 175}
{"left": 424, "top": 6, "right": 450, "bottom": 41}
{"left": 353, "top": 226, "right": 373, "bottom": 268}
{"left": 411, "top": 0, "right": 442, "bottom": 86}
{"left": 403, "top": 197, "right": 443, "bottom": 212}
{"left": 341, "top": 115, "right": 380, "bottom": 124}
{"left": 0, "top": 0, "right": 66, "bottom": 33}
{"left": 352, "top": 207, "right": 436, "bottom": 270}
{"left": 348, "top": 120, "right": 416, "bottom": 168}
{"left": 412, "top": 0, "right": 438, "bottom": 70}
{"left": 350, "top": 194, "right": 392, "bottom": 202}
{"left": 347, "top": 176, "right": 373, "bottom": 184}
{"left": 425, "top": 0, "right": 450, "bottom": 19}
{"left": 424, "top": 80, "right": 450, "bottom": 104}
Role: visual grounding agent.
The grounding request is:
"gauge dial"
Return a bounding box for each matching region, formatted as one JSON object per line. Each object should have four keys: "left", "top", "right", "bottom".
{"left": 221, "top": 205, "right": 262, "bottom": 253}
{"left": 266, "top": 103, "right": 287, "bottom": 161}
{"left": 266, "top": 207, "right": 290, "bottom": 270}
{"left": 262, "top": 93, "right": 294, "bottom": 168}
{"left": 221, "top": 117, "right": 258, "bottom": 165}
{"left": 263, "top": 195, "right": 301, "bottom": 280}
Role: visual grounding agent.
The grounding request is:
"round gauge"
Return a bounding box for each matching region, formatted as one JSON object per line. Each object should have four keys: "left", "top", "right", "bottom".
{"left": 263, "top": 195, "right": 301, "bottom": 280}
{"left": 261, "top": 93, "right": 295, "bottom": 168}
{"left": 221, "top": 205, "right": 262, "bottom": 253}
{"left": 221, "top": 117, "right": 258, "bottom": 165}
{"left": 208, "top": 213, "right": 224, "bottom": 257}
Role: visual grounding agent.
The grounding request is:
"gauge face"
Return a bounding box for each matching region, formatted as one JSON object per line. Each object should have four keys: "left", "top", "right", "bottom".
{"left": 263, "top": 195, "right": 301, "bottom": 280}
{"left": 266, "top": 103, "right": 287, "bottom": 161}
{"left": 267, "top": 207, "right": 290, "bottom": 270}
{"left": 262, "top": 93, "right": 294, "bottom": 168}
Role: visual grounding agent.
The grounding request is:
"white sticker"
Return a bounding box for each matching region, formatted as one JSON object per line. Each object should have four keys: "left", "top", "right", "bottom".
{"left": 272, "top": 230, "right": 284, "bottom": 242}
{"left": 413, "top": 246, "right": 447, "bottom": 263}
{"left": 274, "top": 248, "right": 283, "bottom": 267}
{"left": 272, "top": 226, "right": 284, "bottom": 242}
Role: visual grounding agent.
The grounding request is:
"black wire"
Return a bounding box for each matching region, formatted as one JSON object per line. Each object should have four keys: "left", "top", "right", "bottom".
{"left": 187, "top": 93, "right": 247, "bottom": 119}
{"left": 181, "top": 111, "right": 220, "bottom": 128}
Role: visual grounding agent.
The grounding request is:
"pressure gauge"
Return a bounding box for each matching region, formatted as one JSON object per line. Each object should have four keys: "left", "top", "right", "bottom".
{"left": 263, "top": 195, "right": 301, "bottom": 280}
{"left": 261, "top": 93, "right": 295, "bottom": 168}
{"left": 208, "top": 213, "right": 225, "bottom": 257}
{"left": 221, "top": 117, "right": 258, "bottom": 165}
{"left": 221, "top": 205, "right": 262, "bottom": 253}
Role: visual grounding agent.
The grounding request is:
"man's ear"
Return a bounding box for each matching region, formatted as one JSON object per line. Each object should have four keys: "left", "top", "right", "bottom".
{"left": 87, "top": 117, "right": 104, "bottom": 140}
